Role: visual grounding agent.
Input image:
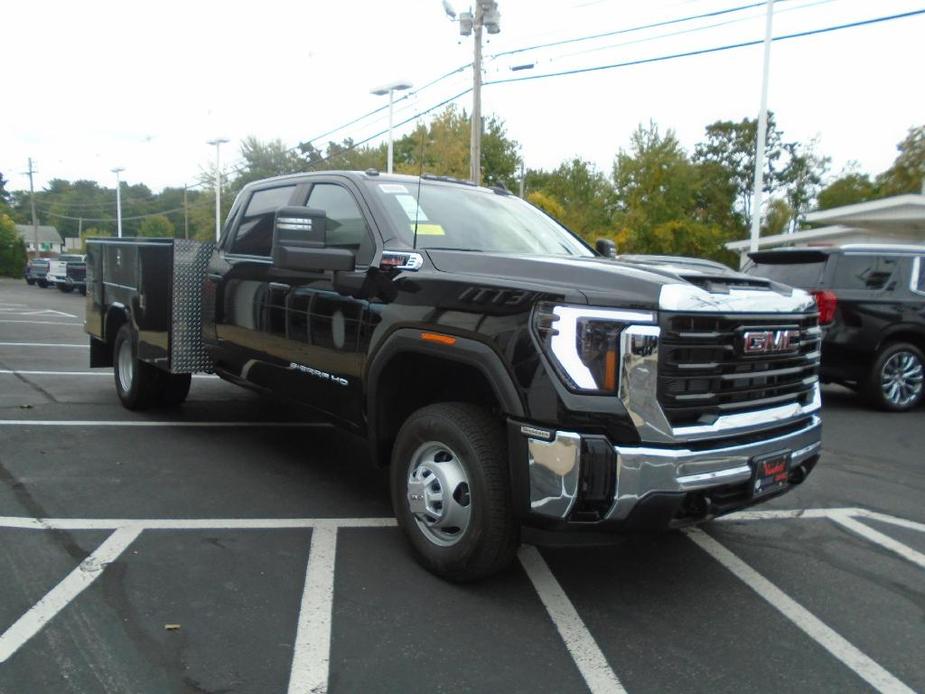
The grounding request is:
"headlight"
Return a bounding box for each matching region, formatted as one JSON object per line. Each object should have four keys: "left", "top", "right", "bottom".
{"left": 533, "top": 303, "right": 656, "bottom": 393}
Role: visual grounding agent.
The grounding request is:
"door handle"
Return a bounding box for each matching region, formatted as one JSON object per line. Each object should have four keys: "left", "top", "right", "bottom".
{"left": 269, "top": 282, "right": 291, "bottom": 291}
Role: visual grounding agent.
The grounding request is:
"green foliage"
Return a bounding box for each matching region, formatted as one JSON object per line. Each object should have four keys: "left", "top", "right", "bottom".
{"left": 0, "top": 172, "right": 10, "bottom": 208}
{"left": 817, "top": 171, "right": 878, "bottom": 210}
{"left": 79, "top": 227, "right": 112, "bottom": 253}
{"left": 762, "top": 198, "right": 795, "bottom": 236}
{"left": 877, "top": 125, "right": 925, "bottom": 195}
{"left": 0, "top": 213, "right": 27, "bottom": 277}
{"left": 394, "top": 105, "right": 471, "bottom": 179}
{"left": 137, "top": 214, "right": 175, "bottom": 238}
{"left": 526, "top": 158, "right": 615, "bottom": 240}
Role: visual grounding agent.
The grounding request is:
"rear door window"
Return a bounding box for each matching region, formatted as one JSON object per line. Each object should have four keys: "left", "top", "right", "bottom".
{"left": 228, "top": 184, "right": 298, "bottom": 256}
{"left": 745, "top": 260, "right": 825, "bottom": 288}
{"left": 914, "top": 257, "right": 925, "bottom": 294}
{"left": 832, "top": 254, "right": 897, "bottom": 291}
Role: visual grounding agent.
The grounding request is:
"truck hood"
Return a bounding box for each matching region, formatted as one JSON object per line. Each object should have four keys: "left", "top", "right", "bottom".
{"left": 426, "top": 250, "right": 809, "bottom": 312}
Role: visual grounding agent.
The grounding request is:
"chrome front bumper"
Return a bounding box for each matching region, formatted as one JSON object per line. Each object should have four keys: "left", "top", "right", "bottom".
{"left": 527, "top": 415, "right": 821, "bottom": 522}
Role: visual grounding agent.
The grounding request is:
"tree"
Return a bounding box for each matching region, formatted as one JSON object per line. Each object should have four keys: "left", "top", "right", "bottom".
{"left": 231, "top": 137, "right": 310, "bottom": 193}
{"left": 816, "top": 170, "right": 878, "bottom": 210}
{"left": 0, "top": 172, "right": 10, "bottom": 208}
{"left": 481, "top": 116, "right": 521, "bottom": 190}
{"left": 877, "top": 125, "right": 925, "bottom": 195}
{"left": 780, "top": 139, "right": 829, "bottom": 230}
{"left": 137, "top": 214, "right": 175, "bottom": 238}
{"left": 0, "top": 213, "right": 27, "bottom": 277}
{"left": 526, "top": 158, "right": 615, "bottom": 240}
{"left": 762, "top": 198, "right": 794, "bottom": 236}
{"left": 79, "top": 227, "right": 112, "bottom": 252}
{"left": 694, "top": 113, "right": 787, "bottom": 220}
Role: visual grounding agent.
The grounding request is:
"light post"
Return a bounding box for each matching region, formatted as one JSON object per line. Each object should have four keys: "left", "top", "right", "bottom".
{"left": 207, "top": 137, "right": 230, "bottom": 241}
{"left": 111, "top": 167, "right": 125, "bottom": 238}
{"left": 449, "top": 1, "right": 500, "bottom": 186}
{"left": 371, "top": 81, "right": 413, "bottom": 174}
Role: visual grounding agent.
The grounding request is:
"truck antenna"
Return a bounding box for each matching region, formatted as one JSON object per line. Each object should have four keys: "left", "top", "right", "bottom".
{"left": 413, "top": 125, "right": 426, "bottom": 250}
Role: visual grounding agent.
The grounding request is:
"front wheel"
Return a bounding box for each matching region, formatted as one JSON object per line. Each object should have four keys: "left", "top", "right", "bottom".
{"left": 390, "top": 402, "right": 519, "bottom": 582}
{"left": 113, "top": 324, "right": 164, "bottom": 410}
{"left": 864, "top": 342, "right": 925, "bottom": 411}
{"left": 58, "top": 285, "right": 74, "bottom": 293}
{"left": 25, "top": 278, "right": 35, "bottom": 286}
{"left": 36, "top": 279, "right": 48, "bottom": 288}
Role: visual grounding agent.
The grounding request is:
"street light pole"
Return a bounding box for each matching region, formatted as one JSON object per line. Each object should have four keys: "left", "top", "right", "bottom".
{"left": 749, "top": 0, "right": 775, "bottom": 253}
{"left": 111, "top": 167, "right": 125, "bottom": 238}
{"left": 207, "top": 138, "right": 229, "bottom": 241}
{"left": 371, "top": 81, "right": 413, "bottom": 174}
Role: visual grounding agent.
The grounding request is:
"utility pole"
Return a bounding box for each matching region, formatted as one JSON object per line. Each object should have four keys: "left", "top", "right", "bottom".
{"left": 454, "top": 1, "right": 500, "bottom": 186}
{"left": 111, "top": 167, "right": 125, "bottom": 238}
{"left": 25, "top": 158, "right": 38, "bottom": 256}
{"left": 471, "top": 2, "right": 483, "bottom": 186}
{"left": 749, "top": 0, "right": 774, "bottom": 253}
{"left": 183, "top": 184, "right": 190, "bottom": 239}
{"left": 370, "top": 81, "right": 414, "bottom": 174}
{"left": 207, "top": 138, "right": 229, "bottom": 241}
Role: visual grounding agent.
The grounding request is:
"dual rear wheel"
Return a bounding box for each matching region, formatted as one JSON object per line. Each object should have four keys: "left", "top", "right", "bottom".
{"left": 113, "top": 324, "right": 191, "bottom": 410}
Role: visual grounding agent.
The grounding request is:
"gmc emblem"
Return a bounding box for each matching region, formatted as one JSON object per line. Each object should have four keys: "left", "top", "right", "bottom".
{"left": 742, "top": 329, "right": 800, "bottom": 354}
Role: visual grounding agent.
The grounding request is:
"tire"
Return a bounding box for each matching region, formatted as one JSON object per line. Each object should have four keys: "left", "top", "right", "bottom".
{"left": 36, "top": 280, "right": 48, "bottom": 288}
{"left": 863, "top": 342, "right": 925, "bottom": 412}
{"left": 79, "top": 286, "right": 87, "bottom": 296}
{"left": 113, "top": 324, "right": 164, "bottom": 410}
{"left": 25, "top": 278, "right": 35, "bottom": 286}
{"left": 160, "top": 373, "right": 192, "bottom": 407}
{"left": 59, "top": 285, "right": 74, "bottom": 293}
{"left": 390, "top": 402, "right": 519, "bottom": 582}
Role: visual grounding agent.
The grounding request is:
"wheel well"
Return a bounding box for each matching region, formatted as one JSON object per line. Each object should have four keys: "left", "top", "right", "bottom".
{"left": 371, "top": 352, "right": 502, "bottom": 467}
{"left": 92, "top": 307, "right": 129, "bottom": 367}
{"left": 878, "top": 330, "right": 925, "bottom": 355}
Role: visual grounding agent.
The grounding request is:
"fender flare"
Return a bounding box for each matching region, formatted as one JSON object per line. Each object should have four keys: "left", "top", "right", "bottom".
{"left": 365, "top": 328, "right": 526, "bottom": 456}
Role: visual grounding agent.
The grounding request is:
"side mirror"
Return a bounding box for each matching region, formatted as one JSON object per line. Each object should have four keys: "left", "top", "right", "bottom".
{"left": 272, "top": 206, "right": 356, "bottom": 272}
{"left": 595, "top": 238, "right": 617, "bottom": 259}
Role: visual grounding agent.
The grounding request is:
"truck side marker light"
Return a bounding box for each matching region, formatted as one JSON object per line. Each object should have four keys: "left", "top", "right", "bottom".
{"left": 421, "top": 332, "right": 456, "bottom": 346}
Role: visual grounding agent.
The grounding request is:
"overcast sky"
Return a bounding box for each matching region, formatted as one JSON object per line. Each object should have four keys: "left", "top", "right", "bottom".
{"left": 3, "top": 0, "right": 923, "bottom": 196}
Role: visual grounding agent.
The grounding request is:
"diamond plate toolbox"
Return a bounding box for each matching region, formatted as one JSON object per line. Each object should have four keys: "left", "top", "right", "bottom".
{"left": 170, "top": 240, "right": 215, "bottom": 373}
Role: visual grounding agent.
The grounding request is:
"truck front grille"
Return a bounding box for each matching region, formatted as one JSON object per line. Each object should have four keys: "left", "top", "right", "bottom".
{"left": 657, "top": 312, "right": 820, "bottom": 427}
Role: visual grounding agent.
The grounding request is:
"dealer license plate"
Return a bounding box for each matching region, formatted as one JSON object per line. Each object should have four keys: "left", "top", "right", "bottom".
{"left": 750, "top": 451, "right": 792, "bottom": 499}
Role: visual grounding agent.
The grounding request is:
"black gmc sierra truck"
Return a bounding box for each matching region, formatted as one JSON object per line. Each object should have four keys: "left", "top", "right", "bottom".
{"left": 85, "top": 171, "right": 823, "bottom": 581}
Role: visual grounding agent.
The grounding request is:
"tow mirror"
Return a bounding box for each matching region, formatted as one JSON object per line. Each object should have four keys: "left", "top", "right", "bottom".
{"left": 272, "top": 206, "right": 355, "bottom": 272}
{"left": 595, "top": 238, "right": 617, "bottom": 258}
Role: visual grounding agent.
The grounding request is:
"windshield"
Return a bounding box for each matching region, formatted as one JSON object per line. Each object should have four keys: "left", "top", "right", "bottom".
{"left": 367, "top": 180, "right": 593, "bottom": 257}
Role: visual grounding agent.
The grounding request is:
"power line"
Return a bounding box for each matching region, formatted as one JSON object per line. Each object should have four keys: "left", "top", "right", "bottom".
{"left": 489, "top": 0, "right": 789, "bottom": 59}
{"left": 485, "top": 9, "right": 925, "bottom": 87}
{"left": 40, "top": 205, "right": 207, "bottom": 222}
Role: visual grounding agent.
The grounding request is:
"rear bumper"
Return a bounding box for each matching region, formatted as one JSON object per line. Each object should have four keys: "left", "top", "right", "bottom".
{"left": 516, "top": 415, "right": 821, "bottom": 530}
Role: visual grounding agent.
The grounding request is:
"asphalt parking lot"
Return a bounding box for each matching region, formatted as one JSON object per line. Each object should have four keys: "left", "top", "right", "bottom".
{"left": 0, "top": 275, "right": 923, "bottom": 694}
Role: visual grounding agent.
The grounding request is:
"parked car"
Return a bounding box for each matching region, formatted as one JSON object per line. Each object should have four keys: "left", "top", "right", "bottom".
{"left": 24, "top": 257, "right": 51, "bottom": 287}
{"left": 46, "top": 254, "right": 87, "bottom": 294}
{"left": 744, "top": 244, "right": 925, "bottom": 411}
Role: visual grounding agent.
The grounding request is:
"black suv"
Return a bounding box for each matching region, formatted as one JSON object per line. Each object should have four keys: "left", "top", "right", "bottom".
{"left": 745, "top": 245, "right": 925, "bottom": 411}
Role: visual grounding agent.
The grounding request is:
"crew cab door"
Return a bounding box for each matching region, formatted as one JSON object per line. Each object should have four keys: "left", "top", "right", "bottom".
{"left": 264, "top": 179, "right": 379, "bottom": 427}
{"left": 205, "top": 176, "right": 379, "bottom": 429}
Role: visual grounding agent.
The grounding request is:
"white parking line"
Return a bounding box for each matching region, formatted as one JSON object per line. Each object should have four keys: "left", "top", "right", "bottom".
{"left": 0, "top": 342, "right": 88, "bottom": 348}
{"left": 828, "top": 512, "right": 925, "bottom": 571}
{"left": 0, "top": 517, "right": 397, "bottom": 530}
{"left": 856, "top": 509, "right": 925, "bottom": 534}
{"left": 0, "top": 370, "right": 218, "bottom": 379}
{"left": 686, "top": 528, "right": 914, "bottom": 693}
{"left": 0, "top": 420, "right": 330, "bottom": 428}
{"left": 288, "top": 525, "right": 338, "bottom": 694}
{"left": 519, "top": 545, "right": 626, "bottom": 694}
{"left": 0, "top": 320, "right": 83, "bottom": 326}
{"left": 0, "top": 526, "right": 142, "bottom": 664}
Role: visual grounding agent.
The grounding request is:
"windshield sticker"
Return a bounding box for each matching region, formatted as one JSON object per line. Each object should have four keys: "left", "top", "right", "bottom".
{"left": 410, "top": 223, "right": 445, "bottom": 236}
{"left": 378, "top": 184, "right": 409, "bottom": 194}
{"left": 395, "top": 194, "right": 429, "bottom": 222}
